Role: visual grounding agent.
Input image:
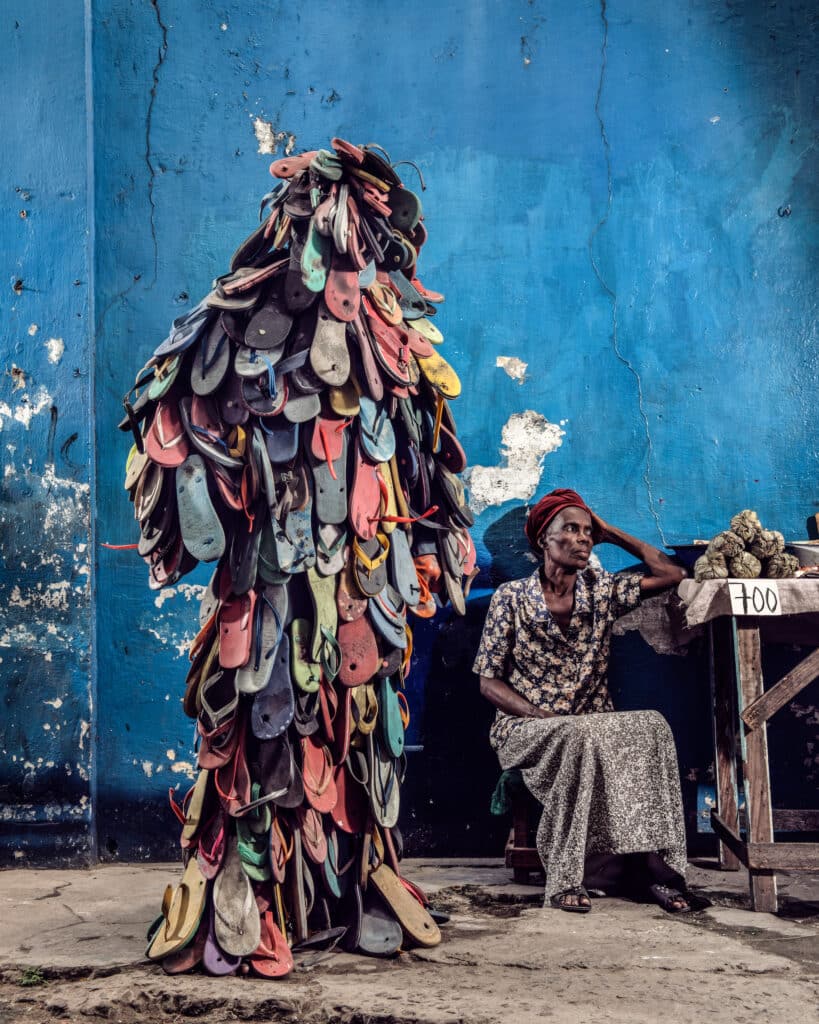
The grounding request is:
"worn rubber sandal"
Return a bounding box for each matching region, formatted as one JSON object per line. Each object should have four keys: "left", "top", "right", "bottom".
{"left": 146, "top": 857, "right": 208, "bottom": 961}
{"left": 550, "top": 885, "right": 593, "bottom": 914}
{"left": 368, "top": 863, "right": 441, "bottom": 947}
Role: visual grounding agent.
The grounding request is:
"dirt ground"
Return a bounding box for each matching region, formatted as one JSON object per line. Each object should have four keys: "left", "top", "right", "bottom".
{"left": 0, "top": 859, "right": 817, "bottom": 1024}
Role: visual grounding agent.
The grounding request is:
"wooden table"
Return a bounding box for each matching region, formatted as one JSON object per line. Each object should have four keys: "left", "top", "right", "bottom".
{"left": 677, "top": 579, "right": 819, "bottom": 912}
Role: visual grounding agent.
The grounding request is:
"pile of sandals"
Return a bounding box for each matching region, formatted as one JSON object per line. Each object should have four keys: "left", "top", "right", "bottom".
{"left": 119, "top": 138, "right": 477, "bottom": 974}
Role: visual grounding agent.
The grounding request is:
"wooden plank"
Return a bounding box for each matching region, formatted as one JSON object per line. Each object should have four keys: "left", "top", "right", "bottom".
{"left": 747, "top": 842, "right": 819, "bottom": 871}
{"left": 741, "top": 646, "right": 819, "bottom": 730}
{"left": 736, "top": 624, "right": 778, "bottom": 912}
{"left": 736, "top": 807, "right": 819, "bottom": 831}
{"left": 772, "top": 808, "right": 819, "bottom": 832}
{"left": 709, "top": 620, "right": 742, "bottom": 869}
{"left": 710, "top": 811, "right": 749, "bottom": 868}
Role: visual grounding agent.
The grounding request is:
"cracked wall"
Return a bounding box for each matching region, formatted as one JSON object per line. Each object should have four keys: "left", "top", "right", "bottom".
{"left": 2, "top": 0, "right": 817, "bottom": 860}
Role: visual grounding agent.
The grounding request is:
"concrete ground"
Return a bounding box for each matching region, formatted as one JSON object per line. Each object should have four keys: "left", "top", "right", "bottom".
{"left": 0, "top": 858, "right": 817, "bottom": 1024}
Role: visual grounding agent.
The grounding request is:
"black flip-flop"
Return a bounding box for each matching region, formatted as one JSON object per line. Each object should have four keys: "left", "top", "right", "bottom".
{"left": 550, "top": 885, "right": 592, "bottom": 914}
{"left": 648, "top": 883, "right": 692, "bottom": 914}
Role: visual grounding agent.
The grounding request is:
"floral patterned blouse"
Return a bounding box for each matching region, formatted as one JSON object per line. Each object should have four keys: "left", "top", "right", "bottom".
{"left": 472, "top": 567, "right": 643, "bottom": 748}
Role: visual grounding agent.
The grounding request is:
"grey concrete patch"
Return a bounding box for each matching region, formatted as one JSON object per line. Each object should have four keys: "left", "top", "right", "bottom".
{"left": 706, "top": 906, "right": 817, "bottom": 937}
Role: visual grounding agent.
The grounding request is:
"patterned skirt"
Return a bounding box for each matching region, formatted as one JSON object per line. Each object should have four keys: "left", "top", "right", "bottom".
{"left": 494, "top": 710, "right": 688, "bottom": 901}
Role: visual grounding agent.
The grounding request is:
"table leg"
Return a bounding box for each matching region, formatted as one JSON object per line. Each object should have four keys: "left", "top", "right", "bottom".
{"left": 735, "top": 624, "right": 778, "bottom": 912}
{"left": 709, "top": 619, "right": 741, "bottom": 870}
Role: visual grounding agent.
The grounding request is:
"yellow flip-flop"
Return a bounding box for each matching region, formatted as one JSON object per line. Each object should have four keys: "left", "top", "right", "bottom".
{"left": 414, "top": 349, "right": 461, "bottom": 398}
{"left": 411, "top": 317, "right": 444, "bottom": 345}
{"left": 368, "top": 863, "right": 441, "bottom": 947}
{"left": 146, "top": 856, "right": 208, "bottom": 961}
{"left": 329, "top": 371, "right": 361, "bottom": 416}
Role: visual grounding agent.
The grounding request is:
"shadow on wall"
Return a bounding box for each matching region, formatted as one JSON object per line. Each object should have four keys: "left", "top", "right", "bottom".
{"left": 481, "top": 506, "right": 534, "bottom": 588}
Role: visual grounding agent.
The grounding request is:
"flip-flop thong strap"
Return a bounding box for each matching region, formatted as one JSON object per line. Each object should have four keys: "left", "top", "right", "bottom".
{"left": 319, "top": 626, "right": 342, "bottom": 682}
{"left": 353, "top": 533, "right": 390, "bottom": 573}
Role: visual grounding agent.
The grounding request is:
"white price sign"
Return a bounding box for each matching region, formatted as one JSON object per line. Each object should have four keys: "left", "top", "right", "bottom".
{"left": 727, "top": 579, "right": 782, "bottom": 617}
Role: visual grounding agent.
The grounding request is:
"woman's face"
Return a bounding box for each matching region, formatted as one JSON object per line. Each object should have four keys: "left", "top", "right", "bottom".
{"left": 542, "top": 507, "right": 594, "bottom": 570}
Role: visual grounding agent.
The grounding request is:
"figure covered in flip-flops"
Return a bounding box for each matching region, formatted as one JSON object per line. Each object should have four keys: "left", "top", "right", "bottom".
{"left": 474, "top": 489, "right": 692, "bottom": 914}
{"left": 121, "top": 139, "right": 477, "bottom": 972}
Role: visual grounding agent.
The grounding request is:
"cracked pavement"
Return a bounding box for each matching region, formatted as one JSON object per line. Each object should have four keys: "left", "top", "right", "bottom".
{"left": 0, "top": 858, "right": 816, "bottom": 1023}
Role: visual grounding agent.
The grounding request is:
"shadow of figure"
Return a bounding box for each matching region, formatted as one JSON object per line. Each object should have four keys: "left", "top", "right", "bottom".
{"left": 402, "top": 508, "right": 539, "bottom": 858}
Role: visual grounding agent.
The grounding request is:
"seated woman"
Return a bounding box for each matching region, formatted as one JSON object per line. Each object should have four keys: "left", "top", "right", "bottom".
{"left": 474, "top": 488, "right": 691, "bottom": 914}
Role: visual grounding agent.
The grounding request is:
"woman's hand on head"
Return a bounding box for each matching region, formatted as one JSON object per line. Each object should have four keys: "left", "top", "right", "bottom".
{"left": 590, "top": 511, "right": 608, "bottom": 545}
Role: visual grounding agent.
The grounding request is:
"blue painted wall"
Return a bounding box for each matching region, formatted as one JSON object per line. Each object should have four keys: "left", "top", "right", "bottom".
{"left": 2, "top": 0, "right": 816, "bottom": 861}
{"left": 0, "top": 5, "right": 95, "bottom": 862}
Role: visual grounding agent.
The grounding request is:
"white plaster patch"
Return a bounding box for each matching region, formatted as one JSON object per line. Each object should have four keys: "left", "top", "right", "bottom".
{"left": 78, "top": 720, "right": 90, "bottom": 751}
{"left": 252, "top": 117, "right": 296, "bottom": 156}
{"left": 496, "top": 356, "right": 528, "bottom": 383}
{"left": 0, "top": 384, "right": 52, "bottom": 429}
{"left": 166, "top": 748, "right": 176, "bottom": 761}
{"left": 709, "top": 115, "right": 721, "bottom": 124}
{"left": 9, "top": 580, "right": 71, "bottom": 612}
{"left": 45, "top": 337, "right": 64, "bottom": 364}
{"left": 44, "top": 697, "right": 63, "bottom": 710}
{"left": 154, "top": 582, "right": 206, "bottom": 609}
{"left": 41, "top": 464, "right": 91, "bottom": 536}
{"left": 28, "top": 324, "right": 38, "bottom": 336}
{"left": 170, "top": 761, "right": 197, "bottom": 779}
{"left": 0, "top": 624, "right": 38, "bottom": 648}
{"left": 175, "top": 636, "right": 192, "bottom": 657}
{"left": 4, "top": 464, "right": 16, "bottom": 477}
{"left": 463, "top": 411, "right": 566, "bottom": 515}
{"left": 141, "top": 761, "right": 154, "bottom": 778}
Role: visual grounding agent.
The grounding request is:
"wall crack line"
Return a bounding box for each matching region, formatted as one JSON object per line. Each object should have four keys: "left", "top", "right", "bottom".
{"left": 145, "top": 0, "right": 169, "bottom": 286}
{"left": 587, "top": 0, "right": 667, "bottom": 545}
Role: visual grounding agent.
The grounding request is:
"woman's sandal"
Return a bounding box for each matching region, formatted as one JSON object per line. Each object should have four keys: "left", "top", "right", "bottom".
{"left": 648, "top": 883, "right": 692, "bottom": 914}
{"left": 550, "top": 885, "right": 592, "bottom": 914}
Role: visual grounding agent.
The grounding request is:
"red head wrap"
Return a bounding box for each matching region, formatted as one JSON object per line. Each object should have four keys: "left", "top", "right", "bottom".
{"left": 524, "top": 488, "right": 593, "bottom": 550}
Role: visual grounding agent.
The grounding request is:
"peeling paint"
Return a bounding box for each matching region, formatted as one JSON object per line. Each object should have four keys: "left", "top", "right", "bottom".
{"left": 154, "top": 582, "right": 206, "bottom": 609}
{"left": 141, "top": 760, "right": 154, "bottom": 778}
{"left": 495, "top": 355, "right": 528, "bottom": 383}
{"left": 9, "top": 580, "right": 72, "bottom": 611}
{"left": 0, "top": 802, "right": 90, "bottom": 822}
{"left": 166, "top": 748, "right": 176, "bottom": 760}
{"left": 41, "top": 464, "right": 91, "bottom": 535}
{"left": 170, "top": 760, "right": 197, "bottom": 779}
{"left": 464, "top": 411, "right": 565, "bottom": 515}
{"left": 0, "top": 384, "right": 52, "bottom": 428}
{"left": 10, "top": 365, "right": 26, "bottom": 390}
{"left": 45, "top": 337, "right": 65, "bottom": 364}
{"left": 0, "top": 624, "right": 39, "bottom": 648}
{"left": 252, "top": 117, "right": 296, "bottom": 156}
{"left": 27, "top": 323, "right": 38, "bottom": 336}
{"left": 43, "top": 697, "right": 64, "bottom": 710}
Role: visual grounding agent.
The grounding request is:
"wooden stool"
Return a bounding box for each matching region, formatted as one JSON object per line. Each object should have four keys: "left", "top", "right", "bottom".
{"left": 503, "top": 777, "right": 543, "bottom": 885}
